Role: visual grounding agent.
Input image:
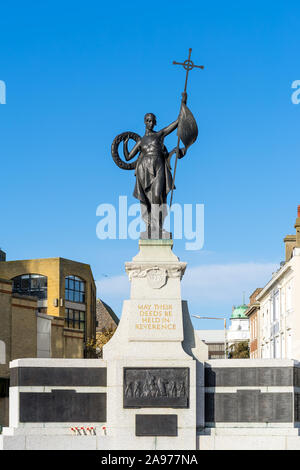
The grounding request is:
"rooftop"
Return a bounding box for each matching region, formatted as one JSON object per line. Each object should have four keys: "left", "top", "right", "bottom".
{"left": 195, "top": 330, "right": 225, "bottom": 344}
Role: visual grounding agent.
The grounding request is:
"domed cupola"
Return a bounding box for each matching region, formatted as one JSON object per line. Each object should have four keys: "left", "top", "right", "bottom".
{"left": 230, "top": 304, "right": 248, "bottom": 320}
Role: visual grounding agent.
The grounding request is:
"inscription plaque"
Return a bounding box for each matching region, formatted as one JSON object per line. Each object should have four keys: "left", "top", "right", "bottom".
{"left": 205, "top": 367, "right": 294, "bottom": 387}
{"left": 294, "top": 368, "right": 300, "bottom": 387}
{"left": 124, "top": 368, "right": 189, "bottom": 408}
{"left": 10, "top": 367, "right": 107, "bottom": 387}
{"left": 136, "top": 414, "right": 178, "bottom": 436}
{"left": 295, "top": 393, "right": 300, "bottom": 421}
{"left": 20, "top": 390, "right": 107, "bottom": 422}
{"left": 205, "top": 391, "right": 293, "bottom": 423}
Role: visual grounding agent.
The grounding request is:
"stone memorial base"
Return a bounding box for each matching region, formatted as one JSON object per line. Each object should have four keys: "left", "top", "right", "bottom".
{"left": 100, "top": 239, "right": 205, "bottom": 450}
{"left": 2, "top": 241, "right": 300, "bottom": 450}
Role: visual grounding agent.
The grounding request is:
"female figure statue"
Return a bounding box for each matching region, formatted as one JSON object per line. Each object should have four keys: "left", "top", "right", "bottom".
{"left": 111, "top": 92, "right": 197, "bottom": 239}
{"left": 124, "top": 109, "right": 185, "bottom": 238}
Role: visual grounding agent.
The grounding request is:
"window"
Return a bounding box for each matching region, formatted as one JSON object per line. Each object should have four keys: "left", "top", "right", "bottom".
{"left": 252, "top": 317, "right": 257, "bottom": 340}
{"left": 208, "top": 343, "right": 224, "bottom": 352}
{"left": 287, "top": 332, "right": 292, "bottom": 359}
{"left": 270, "top": 339, "right": 275, "bottom": 359}
{"left": 65, "top": 308, "right": 85, "bottom": 331}
{"left": 281, "top": 334, "right": 285, "bottom": 359}
{"left": 208, "top": 343, "right": 225, "bottom": 359}
{"left": 273, "top": 291, "right": 280, "bottom": 321}
{"left": 0, "top": 378, "right": 9, "bottom": 398}
{"left": 275, "top": 336, "right": 280, "bottom": 359}
{"left": 12, "top": 274, "right": 47, "bottom": 300}
{"left": 286, "top": 283, "right": 292, "bottom": 312}
{"left": 65, "top": 275, "right": 85, "bottom": 303}
{"left": 281, "top": 289, "right": 285, "bottom": 316}
{"left": 0, "top": 340, "right": 5, "bottom": 364}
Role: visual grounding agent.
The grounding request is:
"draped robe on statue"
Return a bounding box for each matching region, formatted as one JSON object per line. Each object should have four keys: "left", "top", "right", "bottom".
{"left": 133, "top": 147, "right": 173, "bottom": 207}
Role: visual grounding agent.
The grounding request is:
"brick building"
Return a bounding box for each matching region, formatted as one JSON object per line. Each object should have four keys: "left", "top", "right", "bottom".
{"left": 0, "top": 255, "right": 97, "bottom": 355}
{"left": 0, "top": 278, "right": 38, "bottom": 426}
{"left": 245, "top": 288, "right": 262, "bottom": 358}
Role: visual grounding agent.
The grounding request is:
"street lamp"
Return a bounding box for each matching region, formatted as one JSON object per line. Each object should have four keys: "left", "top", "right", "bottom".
{"left": 192, "top": 315, "right": 227, "bottom": 359}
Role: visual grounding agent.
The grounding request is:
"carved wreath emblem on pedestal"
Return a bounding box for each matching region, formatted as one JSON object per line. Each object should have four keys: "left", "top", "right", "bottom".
{"left": 126, "top": 263, "right": 187, "bottom": 289}
{"left": 146, "top": 268, "right": 167, "bottom": 289}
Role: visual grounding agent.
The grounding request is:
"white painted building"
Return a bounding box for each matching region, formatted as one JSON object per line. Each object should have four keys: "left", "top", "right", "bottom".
{"left": 227, "top": 304, "right": 250, "bottom": 348}
{"left": 257, "top": 255, "right": 297, "bottom": 359}
{"left": 257, "top": 208, "right": 300, "bottom": 360}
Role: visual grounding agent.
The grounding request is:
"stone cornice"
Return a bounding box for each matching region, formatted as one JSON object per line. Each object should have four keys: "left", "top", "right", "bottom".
{"left": 256, "top": 262, "right": 292, "bottom": 301}
{"left": 125, "top": 262, "right": 187, "bottom": 281}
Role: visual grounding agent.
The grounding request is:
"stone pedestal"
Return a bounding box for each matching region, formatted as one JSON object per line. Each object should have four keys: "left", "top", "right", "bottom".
{"left": 102, "top": 239, "right": 206, "bottom": 450}
{"left": 104, "top": 240, "right": 206, "bottom": 361}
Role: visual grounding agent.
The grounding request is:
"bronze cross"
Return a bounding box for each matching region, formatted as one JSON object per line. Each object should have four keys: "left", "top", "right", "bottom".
{"left": 173, "top": 48, "right": 204, "bottom": 93}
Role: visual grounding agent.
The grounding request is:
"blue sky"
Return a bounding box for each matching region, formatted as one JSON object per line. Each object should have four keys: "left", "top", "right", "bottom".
{"left": 1, "top": 0, "right": 300, "bottom": 328}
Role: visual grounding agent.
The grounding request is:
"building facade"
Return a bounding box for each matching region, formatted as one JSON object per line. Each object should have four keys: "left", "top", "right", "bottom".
{"left": 245, "top": 288, "right": 262, "bottom": 359}
{"left": 0, "top": 255, "right": 98, "bottom": 428}
{"left": 258, "top": 264, "right": 294, "bottom": 359}
{"left": 196, "top": 330, "right": 225, "bottom": 359}
{"left": 0, "top": 256, "right": 97, "bottom": 356}
{"left": 0, "top": 275, "right": 89, "bottom": 427}
{"left": 0, "top": 278, "right": 38, "bottom": 427}
{"left": 227, "top": 304, "right": 250, "bottom": 350}
{"left": 256, "top": 207, "right": 300, "bottom": 360}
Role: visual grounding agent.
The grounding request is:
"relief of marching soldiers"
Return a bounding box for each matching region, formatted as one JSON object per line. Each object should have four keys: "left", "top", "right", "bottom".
{"left": 125, "top": 371, "right": 187, "bottom": 399}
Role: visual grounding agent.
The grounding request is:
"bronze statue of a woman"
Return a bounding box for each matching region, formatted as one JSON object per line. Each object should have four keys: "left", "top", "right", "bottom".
{"left": 130, "top": 111, "right": 182, "bottom": 238}
{"left": 111, "top": 92, "right": 198, "bottom": 239}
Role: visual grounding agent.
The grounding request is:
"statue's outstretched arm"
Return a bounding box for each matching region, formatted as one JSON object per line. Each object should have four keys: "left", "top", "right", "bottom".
{"left": 160, "top": 119, "right": 179, "bottom": 137}
{"left": 124, "top": 138, "right": 141, "bottom": 161}
{"left": 160, "top": 93, "right": 188, "bottom": 138}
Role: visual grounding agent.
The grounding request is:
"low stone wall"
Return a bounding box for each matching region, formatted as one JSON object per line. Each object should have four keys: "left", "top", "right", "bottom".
{"left": 196, "top": 359, "right": 300, "bottom": 449}
{"left": 8, "top": 358, "right": 107, "bottom": 429}
{"left": 3, "top": 358, "right": 300, "bottom": 450}
{"left": 203, "top": 359, "right": 300, "bottom": 427}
